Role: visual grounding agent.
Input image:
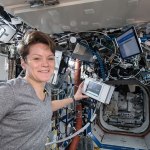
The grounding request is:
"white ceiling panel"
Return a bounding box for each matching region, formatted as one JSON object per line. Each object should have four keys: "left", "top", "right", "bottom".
{"left": 1, "top": 0, "right": 150, "bottom": 34}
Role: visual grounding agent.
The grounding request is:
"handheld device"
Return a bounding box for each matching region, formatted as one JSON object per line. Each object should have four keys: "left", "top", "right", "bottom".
{"left": 82, "top": 78, "right": 115, "bottom": 104}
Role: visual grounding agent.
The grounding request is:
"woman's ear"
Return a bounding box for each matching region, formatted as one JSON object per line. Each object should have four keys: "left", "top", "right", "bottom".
{"left": 20, "top": 58, "right": 26, "bottom": 70}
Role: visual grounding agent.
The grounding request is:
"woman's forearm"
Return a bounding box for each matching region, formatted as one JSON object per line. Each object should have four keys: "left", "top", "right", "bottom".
{"left": 51, "top": 98, "right": 74, "bottom": 112}
{"left": 51, "top": 82, "right": 88, "bottom": 112}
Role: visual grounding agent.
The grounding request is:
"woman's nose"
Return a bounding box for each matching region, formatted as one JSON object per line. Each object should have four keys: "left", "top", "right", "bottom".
{"left": 41, "top": 58, "right": 49, "bottom": 66}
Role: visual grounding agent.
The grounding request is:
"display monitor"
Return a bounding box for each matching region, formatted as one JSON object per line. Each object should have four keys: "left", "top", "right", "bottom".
{"left": 116, "top": 26, "right": 142, "bottom": 59}
{"left": 86, "top": 81, "right": 102, "bottom": 97}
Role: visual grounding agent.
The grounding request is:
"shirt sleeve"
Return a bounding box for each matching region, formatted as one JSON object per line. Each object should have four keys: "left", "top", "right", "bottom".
{"left": 0, "top": 82, "right": 15, "bottom": 121}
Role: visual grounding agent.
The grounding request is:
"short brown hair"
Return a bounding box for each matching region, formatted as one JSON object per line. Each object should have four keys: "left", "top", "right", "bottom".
{"left": 17, "top": 30, "right": 55, "bottom": 60}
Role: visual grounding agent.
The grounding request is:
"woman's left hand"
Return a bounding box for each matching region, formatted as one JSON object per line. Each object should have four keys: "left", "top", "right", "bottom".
{"left": 74, "top": 82, "right": 89, "bottom": 101}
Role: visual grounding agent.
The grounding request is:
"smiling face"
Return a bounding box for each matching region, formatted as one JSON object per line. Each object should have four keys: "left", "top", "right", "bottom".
{"left": 21, "top": 43, "right": 55, "bottom": 84}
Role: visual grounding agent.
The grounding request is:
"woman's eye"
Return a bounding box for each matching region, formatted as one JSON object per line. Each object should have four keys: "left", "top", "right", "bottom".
{"left": 48, "top": 57, "right": 55, "bottom": 60}
{"left": 33, "top": 58, "right": 40, "bottom": 60}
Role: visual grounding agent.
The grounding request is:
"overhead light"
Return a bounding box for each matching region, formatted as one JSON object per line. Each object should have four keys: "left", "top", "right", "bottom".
{"left": 0, "top": 25, "right": 16, "bottom": 43}
{"left": 0, "top": 26, "right": 5, "bottom": 38}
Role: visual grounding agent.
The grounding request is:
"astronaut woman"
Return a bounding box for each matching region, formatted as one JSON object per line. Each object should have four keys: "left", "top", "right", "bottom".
{"left": 0, "top": 31, "right": 87, "bottom": 149}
